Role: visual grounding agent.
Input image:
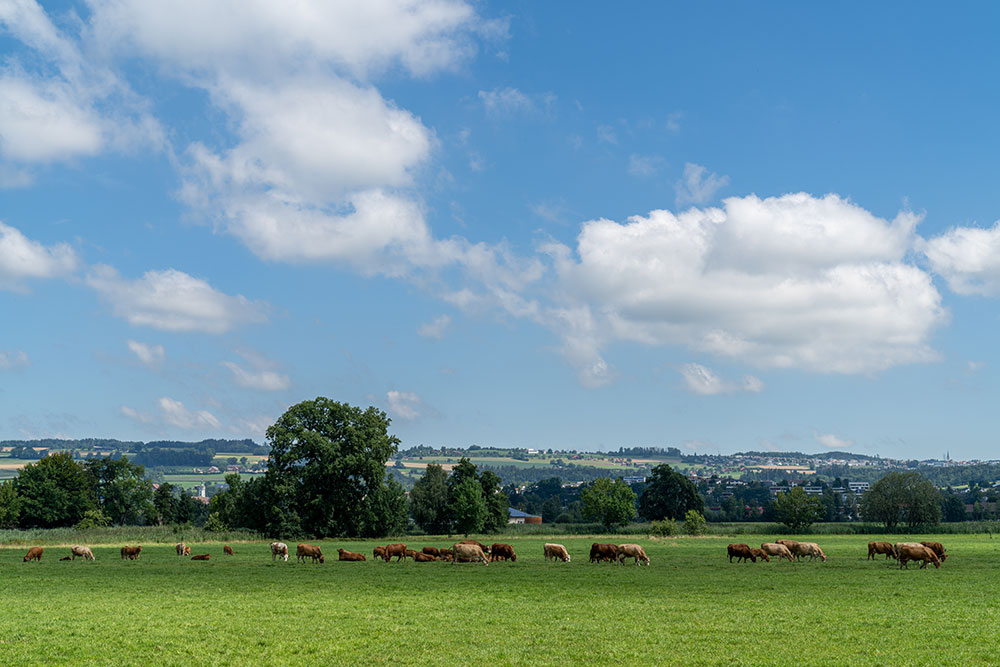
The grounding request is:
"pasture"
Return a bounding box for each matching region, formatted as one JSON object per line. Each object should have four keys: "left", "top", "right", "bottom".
{"left": 1, "top": 534, "right": 997, "bottom": 664}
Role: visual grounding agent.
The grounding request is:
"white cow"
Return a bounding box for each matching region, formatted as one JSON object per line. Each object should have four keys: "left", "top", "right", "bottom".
{"left": 452, "top": 543, "right": 489, "bottom": 565}
{"left": 543, "top": 543, "right": 571, "bottom": 562}
{"left": 271, "top": 542, "right": 289, "bottom": 562}
{"left": 71, "top": 545, "right": 95, "bottom": 561}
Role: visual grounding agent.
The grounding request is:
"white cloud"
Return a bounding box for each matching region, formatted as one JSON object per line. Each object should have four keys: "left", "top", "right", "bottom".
{"left": 596, "top": 124, "right": 618, "bottom": 144}
{"left": 418, "top": 314, "right": 452, "bottom": 339}
{"left": 0, "top": 349, "right": 29, "bottom": 370}
{"left": 158, "top": 396, "right": 221, "bottom": 430}
{"left": 387, "top": 390, "right": 423, "bottom": 420}
{"left": 478, "top": 87, "right": 532, "bottom": 116}
{"left": 126, "top": 340, "right": 165, "bottom": 368}
{"left": 120, "top": 405, "right": 153, "bottom": 424}
{"left": 675, "top": 163, "right": 729, "bottom": 206}
{"left": 545, "top": 193, "right": 946, "bottom": 377}
{"left": 221, "top": 361, "right": 290, "bottom": 391}
{"left": 815, "top": 432, "right": 853, "bottom": 450}
{"left": 0, "top": 222, "right": 78, "bottom": 289}
{"left": 920, "top": 222, "right": 1000, "bottom": 296}
{"left": 679, "top": 363, "right": 763, "bottom": 395}
{"left": 0, "top": 76, "right": 104, "bottom": 163}
{"left": 628, "top": 154, "right": 664, "bottom": 177}
{"left": 86, "top": 264, "right": 268, "bottom": 333}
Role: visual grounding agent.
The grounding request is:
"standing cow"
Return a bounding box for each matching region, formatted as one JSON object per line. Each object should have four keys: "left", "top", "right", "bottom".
{"left": 71, "top": 545, "right": 95, "bottom": 561}
{"left": 920, "top": 541, "right": 947, "bottom": 562}
{"left": 176, "top": 543, "right": 187, "bottom": 556}
{"left": 490, "top": 543, "right": 516, "bottom": 562}
{"left": 23, "top": 547, "right": 43, "bottom": 562}
{"left": 452, "top": 543, "right": 489, "bottom": 565}
{"left": 121, "top": 546, "right": 142, "bottom": 560}
{"left": 760, "top": 543, "right": 794, "bottom": 562}
{"left": 223, "top": 545, "right": 234, "bottom": 556}
{"left": 868, "top": 541, "right": 896, "bottom": 560}
{"left": 297, "top": 544, "right": 324, "bottom": 564}
{"left": 544, "top": 543, "right": 571, "bottom": 562}
{"left": 617, "top": 544, "right": 650, "bottom": 565}
{"left": 728, "top": 544, "right": 756, "bottom": 563}
{"left": 271, "top": 542, "right": 289, "bottom": 562}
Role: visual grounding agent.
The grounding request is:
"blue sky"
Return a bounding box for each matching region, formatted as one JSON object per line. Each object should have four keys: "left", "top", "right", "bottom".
{"left": 2, "top": 1, "right": 1000, "bottom": 459}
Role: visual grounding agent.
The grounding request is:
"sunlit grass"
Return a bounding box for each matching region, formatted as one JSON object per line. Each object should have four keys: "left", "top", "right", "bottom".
{"left": 0, "top": 534, "right": 995, "bottom": 664}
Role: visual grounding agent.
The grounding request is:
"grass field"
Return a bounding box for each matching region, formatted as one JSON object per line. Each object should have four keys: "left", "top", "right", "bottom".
{"left": 1, "top": 533, "right": 997, "bottom": 664}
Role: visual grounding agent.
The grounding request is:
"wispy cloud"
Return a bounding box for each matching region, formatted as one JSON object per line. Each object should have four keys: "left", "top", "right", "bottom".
{"left": 387, "top": 390, "right": 424, "bottom": 420}
{"left": 675, "top": 162, "right": 729, "bottom": 206}
{"left": 679, "top": 363, "right": 763, "bottom": 395}
{"left": 0, "top": 349, "right": 30, "bottom": 370}
{"left": 126, "top": 340, "right": 165, "bottom": 368}
{"left": 814, "top": 432, "right": 853, "bottom": 450}
{"left": 418, "top": 315, "right": 452, "bottom": 339}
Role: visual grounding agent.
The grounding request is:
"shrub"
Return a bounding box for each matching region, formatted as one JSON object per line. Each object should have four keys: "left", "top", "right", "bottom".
{"left": 649, "top": 518, "right": 678, "bottom": 537}
{"left": 74, "top": 509, "right": 110, "bottom": 531}
{"left": 683, "top": 510, "right": 707, "bottom": 536}
{"left": 203, "top": 512, "right": 229, "bottom": 533}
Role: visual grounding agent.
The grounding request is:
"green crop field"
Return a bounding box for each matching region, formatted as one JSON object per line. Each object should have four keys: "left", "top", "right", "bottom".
{"left": 0, "top": 534, "right": 996, "bottom": 664}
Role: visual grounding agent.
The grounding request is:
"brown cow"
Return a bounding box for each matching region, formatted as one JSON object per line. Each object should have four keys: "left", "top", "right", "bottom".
{"left": 121, "top": 546, "right": 142, "bottom": 560}
{"left": 296, "top": 544, "right": 324, "bottom": 564}
{"left": 617, "top": 544, "right": 650, "bottom": 566}
{"left": 760, "top": 543, "right": 794, "bottom": 562}
{"left": 490, "top": 543, "right": 516, "bottom": 562}
{"left": 728, "top": 544, "right": 756, "bottom": 563}
{"left": 24, "top": 546, "right": 43, "bottom": 562}
{"left": 404, "top": 549, "right": 419, "bottom": 560}
{"left": 776, "top": 539, "right": 802, "bottom": 560}
{"left": 421, "top": 546, "right": 441, "bottom": 557}
{"left": 920, "top": 541, "right": 947, "bottom": 562}
{"left": 223, "top": 545, "right": 234, "bottom": 556}
{"left": 337, "top": 548, "right": 366, "bottom": 561}
{"left": 176, "top": 543, "right": 187, "bottom": 556}
{"left": 749, "top": 548, "right": 770, "bottom": 563}
{"left": 71, "top": 545, "right": 95, "bottom": 561}
{"left": 373, "top": 546, "right": 388, "bottom": 562}
{"left": 384, "top": 543, "right": 407, "bottom": 562}
{"left": 589, "top": 543, "right": 619, "bottom": 563}
{"left": 413, "top": 552, "right": 439, "bottom": 562}
{"left": 439, "top": 548, "right": 455, "bottom": 562}
{"left": 191, "top": 554, "right": 210, "bottom": 561}
{"left": 544, "top": 543, "right": 571, "bottom": 562}
{"left": 59, "top": 555, "right": 72, "bottom": 561}
{"left": 897, "top": 543, "right": 940, "bottom": 569}
{"left": 868, "top": 541, "right": 896, "bottom": 560}
{"left": 452, "top": 543, "right": 489, "bottom": 565}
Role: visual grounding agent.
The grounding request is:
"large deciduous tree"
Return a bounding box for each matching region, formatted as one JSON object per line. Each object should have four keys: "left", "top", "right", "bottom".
{"left": 15, "top": 452, "right": 95, "bottom": 528}
{"left": 773, "top": 486, "right": 825, "bottom": 531}
{"left": 638, "top": 464, "right": 704, "bottom": 520}
{"left": 85, "top": 455, "right": 154, "bottom": 525}
{"left": 861, "top": 471, "right": 942, "bottom": 530}
{"left": 0, "top": 480, "right": 20, "bottom": 529}
{"left": 410, "top": 463, "right": 452, "bottom": 534}
{"left": 581, "top": 477, "right": 637, "bottom": 530}
{"left": 261, "top": 398, "right": 402, "bottom": 538}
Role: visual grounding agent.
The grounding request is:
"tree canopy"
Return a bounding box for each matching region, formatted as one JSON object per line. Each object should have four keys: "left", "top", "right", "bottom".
{"left": 581, "top": 477, "right": 637, "bottom": 529}
{"left": 638, "top": 464, "right": 704, "bottom": 520}
{"left": 410, "top": 463, "right": 451, "bottom": 534}
{"left": 773, "top": 487, "right": 825, "bottom": 531}
{"left": 860, "top": 471, "right": 942, "bottom": 529}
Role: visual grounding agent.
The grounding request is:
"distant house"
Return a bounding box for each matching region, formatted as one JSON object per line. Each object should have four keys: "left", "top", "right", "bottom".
{"left": 623, "top": 476, "right": 646, "bottom": 484}
{"left": 508, "top": 508, "right": 542, "bottom": 525}
{"left": 848, "top": 481, "right": 870, "bottom": 494}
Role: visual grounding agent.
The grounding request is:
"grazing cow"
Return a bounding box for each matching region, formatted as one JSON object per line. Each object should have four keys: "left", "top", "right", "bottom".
{"left": 589, "top": 543, "right": 619, "bottom": 563}
{"left": 760, "top": 543, "right": 794, "bottom": 562}
{"left": 544, "top": 543, "right": 571, "bottom": 563}
{"left": 421, "top": 546, "right": 441, "bottom": 557}
{"left": 71, "top": 545, "right": 95, "bottom": 561}
{"left": 337, "top": 548, "right": 366, "bottom": 562}
{"left": 728, "top": 544, "right": 756, "bottom": 563}
{"left": 413, "top": 552, "right": 439, "bottom": 562}
{"left": 797, "top": 542, "right": 827, "bottom": 562}
{"left": 223, "top": 545, "right": 234, "bottom": 556}
{"left": 384, "top": 543, "right": 407, "bottom": 562}
{"left": 121, "top": 546, "right": 142, "bottom": 560}
{"left": 271, "top": 542, "right": 289, "bottom": 562}
{"left": 176, "top": 543, "right": 187, "bottom": 556}
{"left": 897, "top": 543, "right": 940, "bottom": 569}
{"left": 749, "top": 548, "right": 770, "bottom": 563}
{"left": 490, "top": 543, "right": 516, "bottom": 562}
{"left": 868, "top": 541, "right": 896, "bottom": 560}
{"left": 191, "top": 554, "right": 210, "bottom": 561}
{"left": 456, "top": 540, "right": 491, "bottom": 556}
{"left": 439, "top": 548, "right": 455, "bottom": 562}
{"left": 23, "top": 546, "right": 43, "bottom": 562}
{"left": 920, "top": 541, "right": 947, "bottom": 562}
{"left": 404, "top": 549, "right": 419, "bottom": 560}
{"left": 452, "top": 543, "right": 489, "bottom": 565}
{"left": 59, "top": 556, "right": 72, "bottom": 561}
{"left": 373, "top": 546, "right": 388, "bottom": 562}
{"left": 617, "top": 544, "right": 650, "bottom": 566}
{"left": 297, "top": 543, "right": 324, "bottom": 564}
{"left": 776, "top": 539, "right": 802, "bottom": 560}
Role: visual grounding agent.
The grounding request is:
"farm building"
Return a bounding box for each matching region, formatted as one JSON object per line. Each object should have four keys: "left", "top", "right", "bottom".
{"left": 508, "top": 508, "right": 542, "bottom": 525}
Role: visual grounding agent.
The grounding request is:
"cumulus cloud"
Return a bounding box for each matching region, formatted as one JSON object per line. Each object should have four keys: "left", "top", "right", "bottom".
{"left": 221, "top": 361, "right": 290, "bottom": 391}
{"left": 418, "top": 314, "right": 452, "bottom": 339}
{"left": 680, "top": 363, "right": 763, "bottom": 395}
{"left": 157, "top": 397, "right": 221, "bottom": 430}
{"left": 544, "top": 193, "right": 946, "bottom": 377}
{"left": 126, "top": 340, "right": 165, "bottom": 368}
{"left": 86, "top": 264, "right": 268, "bottom": 333}
{"left": 0, "top": 349, "right": 29, "bottom": 370}
{"left": 815, "top": 432, "right": 853, "bottom": 450}
{"left": 920, "top": 222, "right": 1000, "bottom": 296}
{"left": 675, "top": 163, "right": 729, "bottom": 206}
{"left": 387, "top": 390, "right": 423, "bottom": 420}
{"left": 0, "top": 222, "right": 78, "bottom": 289}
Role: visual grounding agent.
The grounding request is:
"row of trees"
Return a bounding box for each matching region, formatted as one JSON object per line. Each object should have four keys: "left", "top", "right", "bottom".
{"left": 409, "top": 461, "right": 508, "bottom": 535}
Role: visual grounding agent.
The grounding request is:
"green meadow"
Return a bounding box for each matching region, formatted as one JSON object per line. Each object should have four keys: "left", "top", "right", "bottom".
{"left": 1, "top": 534, "right": 997, "bottom": 664}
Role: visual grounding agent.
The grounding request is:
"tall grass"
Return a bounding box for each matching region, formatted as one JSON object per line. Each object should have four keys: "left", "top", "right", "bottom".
{"left": 0, "top": 525, "right": 261, "bottom": 546}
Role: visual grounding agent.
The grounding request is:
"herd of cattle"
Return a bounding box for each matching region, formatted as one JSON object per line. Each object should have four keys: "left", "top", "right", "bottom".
{"left": 725, "top": 540, "right": 948, "bottom": 569}
{"left": 17, "top": 539, "right": 948, "bottom": 569}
